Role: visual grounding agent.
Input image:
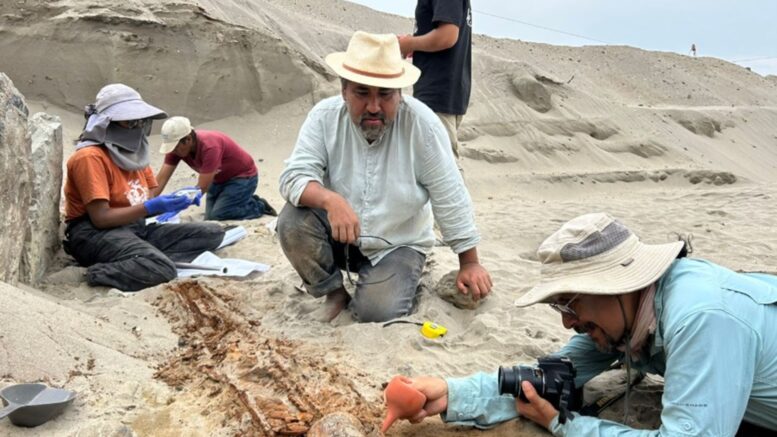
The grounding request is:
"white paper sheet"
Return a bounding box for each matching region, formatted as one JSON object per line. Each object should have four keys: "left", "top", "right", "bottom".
{"left": 176, "top": 251, "right": 270, "bottom": 278}
{"left": 217, "top": 226, "right": 248, "bottom": 249}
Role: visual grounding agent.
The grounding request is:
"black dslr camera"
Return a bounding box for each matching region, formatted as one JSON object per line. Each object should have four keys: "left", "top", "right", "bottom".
{"left": 498, "top": 356, "right": 583, "bottom": 423}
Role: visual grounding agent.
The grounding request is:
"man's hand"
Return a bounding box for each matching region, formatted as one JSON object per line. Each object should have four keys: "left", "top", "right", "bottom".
{"left": 322, "top": 192, "right": 360, "bottom": 244}
{"left": 406, "top": 376, "right": 448, "bottom": 423}
{"left": 173, "top": 186, "right": 203, "bottom": 206}
{"left": 398, "top": 34, "right": 414, "bottom": 58}
{"left": 516, "top": 381, "right": 559, "bottom": 430}
{"left": 456, "top": 262, "right": 493, "bottom": 301}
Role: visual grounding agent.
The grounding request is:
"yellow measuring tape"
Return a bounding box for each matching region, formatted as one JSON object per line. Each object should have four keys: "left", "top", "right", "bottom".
{"left": 420, "top": 321, "right": 448, "bottom": 339}
{"left": 382, "top": 320, "right": 448, "bottom": 339}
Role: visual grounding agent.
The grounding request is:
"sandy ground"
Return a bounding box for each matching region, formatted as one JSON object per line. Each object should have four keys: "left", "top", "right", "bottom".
{"left": 2, "top": 0, "right": 777, "bottom": 435}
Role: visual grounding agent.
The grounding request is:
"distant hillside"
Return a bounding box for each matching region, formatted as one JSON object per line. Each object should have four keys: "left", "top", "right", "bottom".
{"left": 2, "top": 0, "right": 777, "bottom": 184}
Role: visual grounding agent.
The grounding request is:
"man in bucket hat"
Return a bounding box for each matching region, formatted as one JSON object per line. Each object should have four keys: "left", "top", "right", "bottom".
{"left": 153, "top": 116, "right": 276, "bottom": 221}
{"left": 390, "top": 213, "right": 777, "bottom": 435}
{"left": 63, "top": 83, "right": 225, "bottom": 292}
{"left": 277, "top": 31, "right": 492, "bottom": 323}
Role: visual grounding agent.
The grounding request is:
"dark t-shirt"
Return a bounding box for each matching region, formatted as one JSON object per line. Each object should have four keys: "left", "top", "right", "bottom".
{"left": 412, "top": 0, "right": 472, "bottom": 115}
{"left": 164, "top": 130, "right": 257, "bottom": 185}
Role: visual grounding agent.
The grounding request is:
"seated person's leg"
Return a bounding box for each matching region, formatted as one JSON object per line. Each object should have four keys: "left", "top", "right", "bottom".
{"left": 204, "top": 183, "right": 220, "bottom": 220}
{"left": 144, "top": 222, "right": 226, "bottom": 262}
{"left": 277, "top": 204, "right": 346, "bottom": 297}
{"left": 206, "top": 176, "right": 264, "bottom": 221}
{"left": 64, "top": 219, "right": 178, "bottom": 291}
{"left": 350, "top": 247, "right": 426, "bottom": 323}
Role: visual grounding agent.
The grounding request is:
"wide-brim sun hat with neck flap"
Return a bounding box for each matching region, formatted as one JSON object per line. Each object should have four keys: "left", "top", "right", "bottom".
{"left": 514, "top": 212, "right": 685, "bottom": 307}
{"left": 158, "top": 116, "right": 193, "bottom": 154}
{"left": 325, "top": 31, "right": 421, "bottom": 89}
{"left": 95, "top": 83, "right": 167, "bottom": 121}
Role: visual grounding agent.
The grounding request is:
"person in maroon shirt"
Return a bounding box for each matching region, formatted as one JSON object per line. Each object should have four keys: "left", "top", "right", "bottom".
{"left": 154, "top": 116, "right": 276, "bottom": 220}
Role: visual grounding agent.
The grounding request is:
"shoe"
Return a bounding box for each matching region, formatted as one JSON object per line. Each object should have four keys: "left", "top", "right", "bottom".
{"left": 264, "top": 199, "right": 278, "bottom": 216}
{"left": 254, "top": 195, "right": 278, "bottom": 217}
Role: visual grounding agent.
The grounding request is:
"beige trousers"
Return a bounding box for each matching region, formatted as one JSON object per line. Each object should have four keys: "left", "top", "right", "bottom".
{"left": 436, "top": 112, "right": 463, "bottom": 158}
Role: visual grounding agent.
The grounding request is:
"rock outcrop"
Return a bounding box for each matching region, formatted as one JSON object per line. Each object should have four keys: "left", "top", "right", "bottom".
{"left": 0, "top": 74, "right": 62, "bottom": 285}
{"left": 21, "top": 112, "right": 63, "bottom": 285}
{"left": 0, "top": 73, "right": 32, "bottom": 284}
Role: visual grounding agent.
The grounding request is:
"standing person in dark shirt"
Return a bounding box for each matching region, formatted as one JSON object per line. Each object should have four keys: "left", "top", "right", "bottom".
{"left": 399, "top": 0, "right": 472, "bottom": 158}
{"left": 154, "top": 116, "right": 276, "bottom": 221}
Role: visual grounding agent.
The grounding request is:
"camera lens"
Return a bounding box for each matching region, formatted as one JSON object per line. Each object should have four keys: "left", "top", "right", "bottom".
{"left": 498, "top": 365, "right": 544, "bottom": 402}
{"left": 497, "top": 366, "right": 518, "bottom": 395}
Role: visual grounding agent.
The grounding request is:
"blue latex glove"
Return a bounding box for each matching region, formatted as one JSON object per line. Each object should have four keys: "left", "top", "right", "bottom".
{"left": 173, "top": 187, "right": 203, "bottom": 207}
{"left": 156, "top": 211, "right": 181, "bottom": 223}
{"left": 144, "top": 193, "right": 191, "bottom": 216}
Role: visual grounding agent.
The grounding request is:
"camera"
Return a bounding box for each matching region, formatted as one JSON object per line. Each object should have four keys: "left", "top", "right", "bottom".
{"left": 498, "top": 356, "right": 583, "bottom": 423}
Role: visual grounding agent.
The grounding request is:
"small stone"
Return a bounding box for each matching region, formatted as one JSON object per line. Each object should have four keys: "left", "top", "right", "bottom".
{"left": 434, "top": 270, "right": 484, "bottom": 310}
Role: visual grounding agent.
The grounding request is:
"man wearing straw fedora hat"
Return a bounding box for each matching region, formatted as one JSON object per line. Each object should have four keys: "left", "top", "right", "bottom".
{"left": 393, "top": 213, "right": 777, "bottom": 435}
{"left": 278, "top": 31, "right": 492, "bottom": 323}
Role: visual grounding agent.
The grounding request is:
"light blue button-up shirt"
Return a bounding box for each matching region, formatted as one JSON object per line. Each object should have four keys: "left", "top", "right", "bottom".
{"left": 443, "top": 258, "right": 777, "bottom": 435}
{"left": 279, "top": 95, "right": 479, "bottom": 264}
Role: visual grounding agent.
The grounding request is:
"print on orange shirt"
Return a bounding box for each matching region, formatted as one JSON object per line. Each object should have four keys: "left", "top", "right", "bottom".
{"left": 64, "top": 147, "right": 159, "bottom": 221}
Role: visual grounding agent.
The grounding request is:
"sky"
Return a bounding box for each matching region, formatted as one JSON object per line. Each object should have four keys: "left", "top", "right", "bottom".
{"left": 347, "top": 0, "right": 777, "bottom": 76}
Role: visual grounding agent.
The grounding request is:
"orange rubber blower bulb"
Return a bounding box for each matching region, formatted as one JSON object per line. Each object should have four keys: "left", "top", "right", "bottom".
{"left": 381, "top": 376, "right": 427, "bottom": 433}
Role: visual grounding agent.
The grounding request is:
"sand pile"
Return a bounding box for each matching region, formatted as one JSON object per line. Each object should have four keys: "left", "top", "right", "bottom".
{"left": 2, "top": 0, "right": 777, "bottom": 435}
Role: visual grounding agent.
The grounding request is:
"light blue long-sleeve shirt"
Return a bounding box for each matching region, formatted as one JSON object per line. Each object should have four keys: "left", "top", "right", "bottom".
{"left": 444, "top": 258, "right": 777, "bottom": 435}
{"left": 279, "top": 95, "right": 479, "bottom": 264}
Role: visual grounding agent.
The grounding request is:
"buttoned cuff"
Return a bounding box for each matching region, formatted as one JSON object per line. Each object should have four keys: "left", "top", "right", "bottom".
{"left": 442, "top": 376, "right": 481, "bottom": 423}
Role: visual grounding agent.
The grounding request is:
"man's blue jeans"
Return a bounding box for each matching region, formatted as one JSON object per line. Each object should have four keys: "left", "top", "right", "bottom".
{"left": 205, "top": 175, "right": 266, "bottom": 221}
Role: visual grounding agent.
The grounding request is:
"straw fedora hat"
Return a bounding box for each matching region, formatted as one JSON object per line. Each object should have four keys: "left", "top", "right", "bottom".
{"left": 325, "top": 31, "right": 421, "bottom": 89}
{"left": 514, "top": 213, "right": 685, "bottom": 307}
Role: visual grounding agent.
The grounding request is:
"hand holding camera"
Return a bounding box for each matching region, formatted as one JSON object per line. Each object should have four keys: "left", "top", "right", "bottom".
{"left": 498, "top": 356, "right": 582, "bottom": 425}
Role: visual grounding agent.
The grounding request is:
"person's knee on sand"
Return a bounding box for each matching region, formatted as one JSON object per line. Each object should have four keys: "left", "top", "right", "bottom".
{"left": 350, "top": 247, "right": 425, "bottom": 323}
{"left": 277, "top": 204, "right": 345, "bottom": 298}
{"left": 205, "top": 190, "right": 266, "bottom": 221}
{"left": 86, "top": 250, "right": 177, "bottom": 291}
{"left": 276, "top": 205, "right": 333, "bottom": 276}
{"left": 128, "top": 254, "right": 178, "bottom": 288}
{"left": 350, "top": 286, "right": 416, "bottom": 323}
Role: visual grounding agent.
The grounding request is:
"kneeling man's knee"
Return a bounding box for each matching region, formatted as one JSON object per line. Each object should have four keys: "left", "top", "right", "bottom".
{"left": 351, "top": 292, "right": 413, "bottom": 323}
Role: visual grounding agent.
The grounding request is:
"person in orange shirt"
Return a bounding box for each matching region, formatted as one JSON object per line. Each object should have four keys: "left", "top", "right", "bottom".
{"left": 63, "top": 84, "right": 225, "bottom": 291}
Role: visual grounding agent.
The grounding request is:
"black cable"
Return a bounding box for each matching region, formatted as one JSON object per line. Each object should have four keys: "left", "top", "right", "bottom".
{"left": 382, "top": 320, "right": 423, "bottom": 328}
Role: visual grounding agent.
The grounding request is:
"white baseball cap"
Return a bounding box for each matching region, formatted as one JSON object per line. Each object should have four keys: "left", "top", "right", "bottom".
{"left": 159, "top": 116, "right": 193, "bottom": 154}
